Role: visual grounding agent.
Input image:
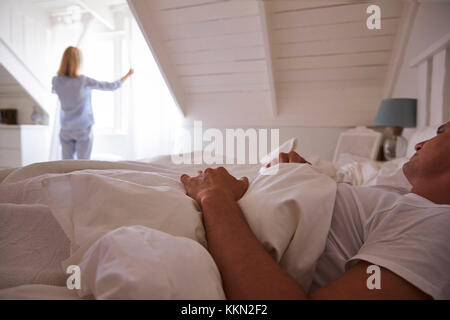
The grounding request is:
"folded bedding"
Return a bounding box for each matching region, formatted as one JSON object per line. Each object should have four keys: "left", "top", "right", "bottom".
{"left": 0, "top": 156, "right": 337, "bottom": 299}
{"left": 335, "top": 157, "right": 412, "bottom": 189}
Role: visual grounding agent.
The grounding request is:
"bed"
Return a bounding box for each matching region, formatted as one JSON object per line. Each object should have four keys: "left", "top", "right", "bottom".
{"left": 0, "top": 126, "right": 439, "bottom": 299}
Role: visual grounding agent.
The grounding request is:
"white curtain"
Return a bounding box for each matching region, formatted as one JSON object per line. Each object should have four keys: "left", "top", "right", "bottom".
{"left": 49, "top": 101, "right": 61, "bottom": 161}
{"left": 128, "top": 18, "right": 183, "bottom": 160}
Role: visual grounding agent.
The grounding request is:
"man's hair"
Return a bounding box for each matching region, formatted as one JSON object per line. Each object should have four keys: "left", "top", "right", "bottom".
{"left": 58, "top": 46, "right": 81, "bottom": 78}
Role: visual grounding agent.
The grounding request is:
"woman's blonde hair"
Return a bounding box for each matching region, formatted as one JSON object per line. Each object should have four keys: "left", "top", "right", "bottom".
{"left": 58, "top": 46, "right": 81, "bottom": 77}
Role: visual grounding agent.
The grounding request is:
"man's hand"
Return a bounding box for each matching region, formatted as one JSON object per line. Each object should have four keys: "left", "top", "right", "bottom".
{"left": 180, "top": 167, "right": 249, "bottom": 205}
{"left": 181, "top": 167, "right": 307, "bottom": 300}
{"left": 266, "top": 151, "right": 311, "bottom": 168}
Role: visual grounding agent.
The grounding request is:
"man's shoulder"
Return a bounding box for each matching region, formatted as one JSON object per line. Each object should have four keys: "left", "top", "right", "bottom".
{"left": 367, "top": 185, "right": 410, "bottom": 195}
{"left": 340, "top": 184, "right": 450, "bottom": 214}
{"left": 336, "top": 183, "right": 409, "bottom": 213}
{"left": 338, "top": 183, "right": 409, "bottom": 195}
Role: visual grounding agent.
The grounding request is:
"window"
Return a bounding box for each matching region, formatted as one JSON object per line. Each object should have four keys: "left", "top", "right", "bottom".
{"left": 83, "top": 30, "right": 128, "bottom": 134}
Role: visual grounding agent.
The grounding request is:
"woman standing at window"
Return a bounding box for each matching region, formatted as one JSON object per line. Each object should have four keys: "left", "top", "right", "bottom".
{"left": 52, "top": 46, "right": 133, "bottom": 160}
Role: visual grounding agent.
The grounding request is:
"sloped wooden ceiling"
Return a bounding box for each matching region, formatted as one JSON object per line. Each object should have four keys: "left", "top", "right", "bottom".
{"left": 128, "top": 0, "right": 417, "bottom": 127}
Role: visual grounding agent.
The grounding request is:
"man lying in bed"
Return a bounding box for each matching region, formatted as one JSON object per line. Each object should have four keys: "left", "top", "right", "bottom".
{"left": 180, "top": 121, "right": 450, "bottom": 300}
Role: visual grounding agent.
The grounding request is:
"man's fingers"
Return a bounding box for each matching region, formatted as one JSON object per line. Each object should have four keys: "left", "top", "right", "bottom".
{"left": 240, "top": 176, "right": 249, "bottom": 191}
{"left": 267, "top": 158, "right": 279, "bottom": 168}
{"left": 279, "top": 152, "right": 289, "bottom": 163}
{"left": 287, "top": 150, "right": 311, "bottom": 164}
{"left": 288, "top": 151, "right": 302, "bottom": 163}
{"left": 180, "top": 174, "right": 190, "bottom": 184}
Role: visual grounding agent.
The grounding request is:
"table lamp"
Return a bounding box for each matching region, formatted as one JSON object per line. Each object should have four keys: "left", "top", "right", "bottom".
{"left": 373, "top": 98, "right": 417, "bottom": 160}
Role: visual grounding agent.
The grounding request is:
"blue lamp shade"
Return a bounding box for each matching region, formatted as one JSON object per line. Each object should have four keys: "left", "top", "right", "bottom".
{"left": 373, "top": 98, "right": 417, "bottom": 128}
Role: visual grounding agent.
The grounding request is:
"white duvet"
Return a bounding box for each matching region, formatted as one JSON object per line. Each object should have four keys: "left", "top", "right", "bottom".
{"left": 0, "top": 154, "right": 337, "bottom": 300}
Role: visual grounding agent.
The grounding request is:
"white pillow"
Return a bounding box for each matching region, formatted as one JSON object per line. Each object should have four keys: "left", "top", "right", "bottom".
{"left": 77, "top": 226, "right": 225, "bottom": 300}
{"left": 239, "top": 164, "right": 336, "bottom": 292}
{"left": 42, "top": 172, "right": 206, "bottom": 257}
{"left": 375, "top": 158, "right": 412, "bottom": 190}
{"left": 335, "top": 152, "right": 371, "bottom": 167}
{"left": 335, "top": 156, "right": 412, "bottom": 190}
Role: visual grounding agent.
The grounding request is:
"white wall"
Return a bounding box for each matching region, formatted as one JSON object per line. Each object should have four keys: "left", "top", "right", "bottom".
{"left": 0, "top": 0, "right": 51, "bottom": 86}
{"left": 177, "top": 2, "right": 450, "bottom": 161}
{"left": 179, "top": 125, "right": 347, "bottom": 161}
{"left": 0, "top": 0, "right": 52, "bottom": 124}
{"left": 392, "top": 2, "right": 450, "bottom": 98}
{"left": 391, "top": 1, "right": 450, "bottom": 139}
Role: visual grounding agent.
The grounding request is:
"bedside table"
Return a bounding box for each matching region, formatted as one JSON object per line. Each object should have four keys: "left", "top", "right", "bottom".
{"left": 0, "top": 125, "right": 50, "bottom": 169}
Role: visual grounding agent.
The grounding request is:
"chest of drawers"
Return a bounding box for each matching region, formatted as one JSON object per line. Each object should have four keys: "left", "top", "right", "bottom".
{"left": 0, "top": 125, "right": 50, "bottom": 169}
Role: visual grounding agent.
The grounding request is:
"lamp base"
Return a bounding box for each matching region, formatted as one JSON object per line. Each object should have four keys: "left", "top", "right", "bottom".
{"left": 384, "top": 135, "right": 407, "bottom": 161}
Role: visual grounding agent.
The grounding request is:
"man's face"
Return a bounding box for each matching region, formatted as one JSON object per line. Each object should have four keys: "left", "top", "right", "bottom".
{"left": 403, "top": 122, "right": 450, "bottom": 184}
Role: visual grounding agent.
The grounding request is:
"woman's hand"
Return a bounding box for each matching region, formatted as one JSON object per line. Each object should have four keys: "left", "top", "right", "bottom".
{"left": 120, "top": 68, "right": 134, "bottom": 83}
{"left": 266, "top": 151, "right": 311, "bottom": 168}
{"left": 180, "top": 167, "right": 249, "bottom": 205}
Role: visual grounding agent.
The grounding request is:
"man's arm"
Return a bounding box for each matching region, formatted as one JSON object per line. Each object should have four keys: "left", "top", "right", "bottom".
{"left": 201, "top": 189, "right": 307, "bottom": 299}
{"left": 181, "top": 157, "right": 432, "bottom": 300}
{"left": 200, "top": 188, "right": 430, "bottom": 300}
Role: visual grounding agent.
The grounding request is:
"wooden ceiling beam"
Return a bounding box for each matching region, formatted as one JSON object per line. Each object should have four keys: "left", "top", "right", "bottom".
{"left": 257, "top": 0, "right": 278, "bottom": 117}
{"left": 76, "top": 0, "right": 115, "bottom": 30}
{"left": 383, "top": 0, "right": 419, "bottom": 98}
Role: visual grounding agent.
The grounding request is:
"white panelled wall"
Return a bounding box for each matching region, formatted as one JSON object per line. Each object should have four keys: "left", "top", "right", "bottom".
{"left": 129, "top": 0, "right": 406, "bottom": 127}
{"left": 409, "top": 35, "right": 450, "bottom": 127}
{"left": 128, "top": 0, "right": 450, "bottom": 160}
{"left": 128, "top": 0, "right": 408, "bottom": 159}
{"left": 393, "top": 1, "right": 450, "bottom": 140}
{"left": 0, "top": 0, "right": 53, "bottom": 119}
{"left": 0, "top": 0, "right": 51, "bottom": 86}
{"left": 0, "top": 0, "right": 53, "bottom": 167}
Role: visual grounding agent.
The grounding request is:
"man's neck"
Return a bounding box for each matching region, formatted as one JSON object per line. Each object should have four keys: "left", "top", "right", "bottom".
{"left": 411, "top": 175, "right": 450, "bottom": 205}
